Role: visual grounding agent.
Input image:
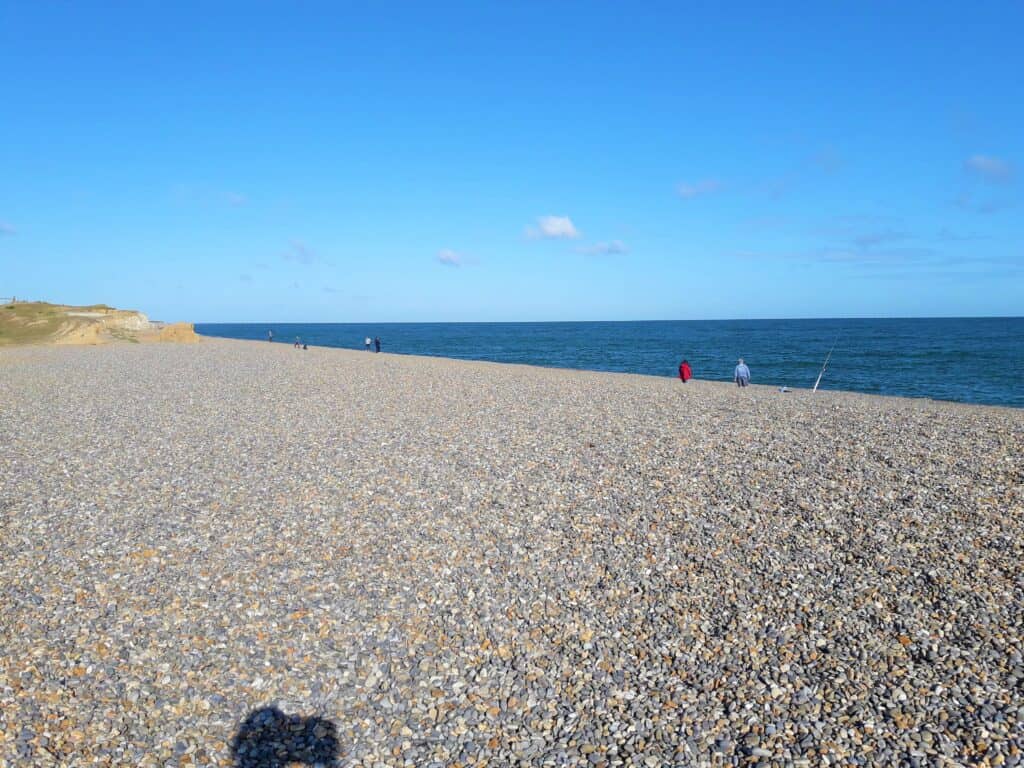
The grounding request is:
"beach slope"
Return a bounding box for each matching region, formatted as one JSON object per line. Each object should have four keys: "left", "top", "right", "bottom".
{"left": 1, "top": 340, "right": 1021, "bottom": 765}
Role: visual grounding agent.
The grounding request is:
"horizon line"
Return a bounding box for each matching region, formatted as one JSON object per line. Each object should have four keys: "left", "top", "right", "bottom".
{"left": 193, "top": 315, "right": 1024, "bottom": 325}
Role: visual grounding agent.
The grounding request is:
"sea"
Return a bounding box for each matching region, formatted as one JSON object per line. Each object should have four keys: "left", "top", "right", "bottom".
{"left": 195, "top": 318, "right": 1024, "bottom": 408}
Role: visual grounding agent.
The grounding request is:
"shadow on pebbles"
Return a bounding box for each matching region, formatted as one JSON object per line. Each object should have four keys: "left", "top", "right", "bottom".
{"left": 1, "top": 341, "right": 1022, "bottom": 766}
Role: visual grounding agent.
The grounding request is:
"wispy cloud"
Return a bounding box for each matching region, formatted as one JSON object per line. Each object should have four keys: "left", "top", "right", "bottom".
{"left": 955, "top": 155, "right": 1016, "bottom": 214}
{"left": 0, "top": 221, "right": 15, "bottom": 236}
{"left": 749, "top": 147, "right": 839, "bottom": 200}
{"left": 324, "top": 287, "right": 373, "bottom": 302}
{"left": 954, "top": 192, "right": 1013, "bottom": 214}
{"left": 527, "top": 215, "right": 580, "bottom": 239}
{"left": 850, "top": 229, "right": 907, "bottom": 248}
{"left": 738, "top": 209, "right": 1017, "bottom": 278}
{"left": 815, "top": 215, "right": 909, "bottom": 248}
{"left": 965, "top": 154, "right": 1014, "bottom": 183}
{"left": 810, "top": 146, "right": 843, "bottom": 174}
{"left": 853, "top": 254, "right": 1024, "bottom": 282}
{"left": 437, "top": 248, "right": 463, "bottom": 267}
{"left": 733, "top": 245, "right": 1017, "bottom": 282}
{"left": 755, "top": 175, "right": 797, "bottom": 199}
{"left": 936, "top": 227, "right": 987, "bottom": 243}
{"left": 807, "top": 245, "right": 936, "bottom": 265}
{"left": 577, "top": 240, "right": 629, "bottom": 256}
{"left": 740, "top": 215, "right": 792, "bottom": 233}
{"left": 738, "top": 215, "right": 935, "bottom": 267}
{"left": 283, "top": 239, "right": 316, "bottom": 265}
{"left": 677, "top": 179, "right": 722, "bottom": 200}
{"left": 170, "top": 184, "right": 250, "bottom": 208}
{"left": 739, "top": 244, "right": 938, "bottom": 268}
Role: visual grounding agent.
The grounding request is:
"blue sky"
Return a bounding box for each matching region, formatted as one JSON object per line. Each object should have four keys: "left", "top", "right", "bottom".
{"left": 1, "top": 2, "right": 1021, "bottom": 322}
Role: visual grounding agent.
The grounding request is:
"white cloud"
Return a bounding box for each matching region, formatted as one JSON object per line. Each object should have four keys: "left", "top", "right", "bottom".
{"left": 0, "top": 221, "right": 14, "bottom": 236}
{"left": 578, "top": 240, "right": 629, "bottom": 256}
{"left": 437, "top": 248, "right": 463, "bottom": 267}
{"left": 527, "top": 215, "right": 580, "bottom": 239}
{"left": 965, "top": 154, "right": 1014, "bottom": 183}
{"left": 283, "top": 239, "right": 316, "bottom": 264}
{"left": 677, "top": 179, "right": 722, "bottom": 199}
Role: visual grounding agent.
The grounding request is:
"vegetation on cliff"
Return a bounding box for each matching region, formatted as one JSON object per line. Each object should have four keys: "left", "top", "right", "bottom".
{"left": 0, "top": 301, "right": 197, "bottom": 346}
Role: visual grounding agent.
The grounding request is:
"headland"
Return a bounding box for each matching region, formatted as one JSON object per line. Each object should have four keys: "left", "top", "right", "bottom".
{"left": 0, "top": 300, "right": 198, "bottom": 346}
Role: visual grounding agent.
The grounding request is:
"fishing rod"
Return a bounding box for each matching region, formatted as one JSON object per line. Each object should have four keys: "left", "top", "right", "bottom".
{"left": 813, "top": 331, "right": 841, "bottom": 392}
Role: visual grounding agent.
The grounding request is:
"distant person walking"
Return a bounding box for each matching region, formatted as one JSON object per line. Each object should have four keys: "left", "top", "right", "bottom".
{"left": 679, "top": 359, "right": 692, "bottom": 383}
{"left": 374, "top": 336, "right": 381, "bottom": 353}
{"left": 364, "top": 336, "right": 372, "bottom": 351}
{"left": 294, "top": 337, "right": 301, "bottom": 348}
{"left": 267, "top": 330, "right": 274, "bottom": 343}
{"left": 734, "top": 358, "right": 751, "bottom": 387}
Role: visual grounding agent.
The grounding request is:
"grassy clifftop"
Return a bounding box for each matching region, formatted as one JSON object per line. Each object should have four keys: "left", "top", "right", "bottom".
{"left": 0, "top": 301, "right": 197, "bottom": 346}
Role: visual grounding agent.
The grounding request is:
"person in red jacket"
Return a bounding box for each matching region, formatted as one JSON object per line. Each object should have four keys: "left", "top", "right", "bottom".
{"left": 679, "top": 359, "right": 692, "bottom": 383}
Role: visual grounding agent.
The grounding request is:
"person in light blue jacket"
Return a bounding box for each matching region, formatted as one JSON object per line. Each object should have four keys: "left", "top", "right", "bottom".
{"left": 734, "top": 358, "right": 751, "bottom": 387}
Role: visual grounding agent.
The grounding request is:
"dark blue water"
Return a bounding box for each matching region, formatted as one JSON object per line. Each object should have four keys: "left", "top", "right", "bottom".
{"left": 196, "top": 319, "right": 1024, "bottom": 408}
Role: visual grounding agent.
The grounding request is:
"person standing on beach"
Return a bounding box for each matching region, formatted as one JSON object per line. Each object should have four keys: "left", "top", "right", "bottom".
{"left": 268, "top": 330, "right": 273, "bottom": 343}
{"left": 679, "top": 359, "right": 692, "bottom": 383}
{"left": 734, "top": 358, "right": 751, "bottom": 387}
{"left": 374, "top": 336, "right": 381, "bottom": 353}
{"left": 365, "top": 336, "right": 372, "bottom": 351}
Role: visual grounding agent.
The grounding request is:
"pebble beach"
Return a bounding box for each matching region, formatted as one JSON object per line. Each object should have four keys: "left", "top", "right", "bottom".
{"left": 1, "top": 339, "right": 1022, "bottom": 767}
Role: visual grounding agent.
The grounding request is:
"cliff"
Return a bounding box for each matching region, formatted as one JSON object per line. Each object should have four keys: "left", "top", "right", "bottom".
{"left": 0, "top": 301, "right": 199, "bottom": 346}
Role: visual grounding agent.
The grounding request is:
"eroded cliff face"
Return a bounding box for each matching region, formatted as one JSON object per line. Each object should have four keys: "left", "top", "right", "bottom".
{"left": 1, "top": 302, "right": 199, "bottom": 346}
{"left": 55, "top": 308, "right": 151, "bottom": 343}
{"left": 102, "top": 310, "right": 151, "bottom": 332}
{"left": 153, "top": 322, "right": 200, "bottom": 343}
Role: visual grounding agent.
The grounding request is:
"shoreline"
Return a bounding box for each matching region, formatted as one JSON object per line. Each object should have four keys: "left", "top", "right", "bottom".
{"left": 193, "top": 333, "right": 1023, "bottom": 414}
{"left": 191, "top": 316, "right": 1024, "bottom": 410}
{"left": 6, "top": 332, "right": 1018, "bottom": 413}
